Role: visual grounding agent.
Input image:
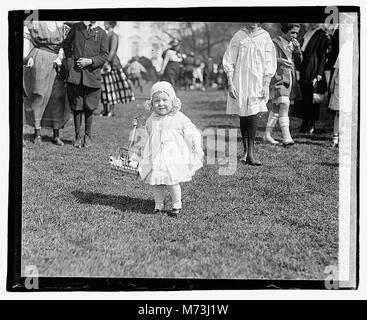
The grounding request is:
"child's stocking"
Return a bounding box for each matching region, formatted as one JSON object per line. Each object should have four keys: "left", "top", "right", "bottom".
{"left": 263, "top": 111, "right": 279, "bottom": 144}
{"left": 85, "top": 110, "right": 93, "bottom": 137}
{"left": 152, "top": 185, "right": 165, "bottom": 210}
{"left": 167, "top": 184, "right": 182, "bottom": 209}
{"left": 239, "top": 116, "right": 248, "bottom": 160}
{"left": 73, "top": 111, "right": 83, "bottom": 137}
{"left": 332, "top": 112, "right": 339, "bottom": 147}
{"left": 279, "top": 116, "right": 294, "bottom": 146}
{"left": 246, "top": 114, "right": 262, "bottom": 166}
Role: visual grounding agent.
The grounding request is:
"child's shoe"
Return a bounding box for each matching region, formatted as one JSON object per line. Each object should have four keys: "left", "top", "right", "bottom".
{"left": 52, "top": 137, "right": 64, "bottom": 146}
{"left": 263, "top": 133, "right": 279, "bottom": 145}
{"left": 239, "top": 153, "right": 248, "bottom": 162}
{"left": 83, "top": 135, "right": 92, "bottom": 148}
{"left": 168, "top": 208, "right": 181, "bottom": 217}
{"left": 331, "top": 134, "right": 339, "bottom": 148}
{"left": 73, "top": 134, "right": 83, "bottom": 148}
{"left": 245, "top": 157, "right": 262, "bottom": 166}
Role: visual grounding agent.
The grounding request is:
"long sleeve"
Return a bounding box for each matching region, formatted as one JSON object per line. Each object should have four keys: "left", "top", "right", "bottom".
{"left": 316, "top": 32, "right": 329, "bottom": 76}
{"left": 107, "top": 33, "right": 118, "bottom": 64}
{"left": 91, "top": 30, "right": 109, "bottom": 69}
{"left": 263, "top": 36, "right": 277, "bottom": 84}
{"left": 293, "top": 50, "right": 303, "bottom": 69}
{"left": 62, "top": 24, "right": 75, "bottom": 58}
{"left": 182, "top": 114, "right": 202, "bottom": 150}
{"left": 222, "top": 34, "right": 239, "bottom": 84}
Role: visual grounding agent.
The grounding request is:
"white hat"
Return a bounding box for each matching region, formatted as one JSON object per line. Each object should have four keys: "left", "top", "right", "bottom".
{"left": 144, "top": 81, "right": 181, "bottom": 111}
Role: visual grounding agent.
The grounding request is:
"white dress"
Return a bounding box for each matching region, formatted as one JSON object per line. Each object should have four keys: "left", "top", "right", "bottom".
{"left": 223, "top": 27, "right": 277, "bottom": 116}
{"left": 328, "top": 41, "right": 353, "bottom": 112}
{"left": 328, "top": 55, "right": 339, "bottom": 111}
{"left": 138, "top": 111, "right": 203, "bottom": 185}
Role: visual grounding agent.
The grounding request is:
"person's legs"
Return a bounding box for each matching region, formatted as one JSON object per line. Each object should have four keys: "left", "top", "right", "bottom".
{"left": 108, "top": 104, "right": 115, "bottom": 117}
{"left": 332, "top": 111, "right": 339, "bottom": 147}
{"left": 67, "top": 83, "right": 84, "bottom": 147}
{"left": 263, "top": 104, "right": 280, "bottom": 145}
{"left": 239, "top": 116, "right": 248, "bottom": 162}
{"left": 167, "top": 184, "right": 182, "bottom": 209}
{"left": 152, "top": 185, "right": 165, "bottom": 211}
{"left": 278, "top": 101, "right": 294, "bottom": 146}
{"left": 299, "top": 83, "right": 313, "bottom": 132}
{"left": 34, "top": 128, "right": 42, "bottom": 144}
{"left": 52, "top": 129, "right": 64, "bottom": 146}
{"left": 73, "top": 111, "right": 83, "bottom": 148}
{"left": 84, "top": 87, "right": 101, "bottom": 147}
{"left": 101, "top": 103, "right": 108, "bottom": 116}
{"left": 246, "top": 114, "right": 262, "bottom": 166}
{"left": 84, "top": 109, "right": 93, "bottom": 148}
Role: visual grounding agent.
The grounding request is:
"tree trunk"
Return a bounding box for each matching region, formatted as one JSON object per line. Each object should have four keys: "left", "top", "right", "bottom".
{"left": 204, "top": 22, "right": 211, "bottom": 57}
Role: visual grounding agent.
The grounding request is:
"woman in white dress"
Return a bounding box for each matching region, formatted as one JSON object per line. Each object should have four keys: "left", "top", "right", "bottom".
{"left": 223, "top": 23, "right": 277, "bottom": 165}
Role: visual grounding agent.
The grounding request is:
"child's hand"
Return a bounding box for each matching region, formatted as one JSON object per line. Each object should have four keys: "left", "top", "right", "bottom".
{"left": 279, "top": 58, "right": 293, "bottom": 68}
{"left": 196, "top": 148, "right": 205, "bottom": 161}
{"left": 193, "top": 146, "right": 204, "bottom": 161}
{"left": 53, "top": 57, "right": 62, "bottom": 67}
{"left": 291, "top": 38, "right": 301, "bottom": 52}
{"left": 77, "top": 58, "right": 93, "bottom": 69}
{"left": 261, "top": 83, "right": 269, "bottom": 99}
{"left": 228, "top": 84, "right": 238, "bottom": 100}
{"left": 26, "top": 57, "right": 34, "bottom": 68}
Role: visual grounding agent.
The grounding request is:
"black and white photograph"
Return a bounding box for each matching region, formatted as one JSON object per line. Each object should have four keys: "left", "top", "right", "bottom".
{"left": 4, "top": 1, "right": 364, "bottom": 297}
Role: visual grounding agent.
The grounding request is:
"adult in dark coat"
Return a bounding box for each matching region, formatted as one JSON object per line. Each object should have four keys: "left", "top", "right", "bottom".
{"left": 297, "top": 23, "right": 329, "bottom": 134}
{"left": 63, "top": 21, "right": 108, "bottom": 148}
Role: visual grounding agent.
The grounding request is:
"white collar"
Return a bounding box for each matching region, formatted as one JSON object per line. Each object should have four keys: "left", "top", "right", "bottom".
{"left": 83, "top": 21, "right": 97, "bottom": 29}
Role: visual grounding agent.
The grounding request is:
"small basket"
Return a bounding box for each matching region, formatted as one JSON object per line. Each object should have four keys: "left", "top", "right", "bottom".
{"left": 109, "top": 118, "right": 140, "bottom": 176}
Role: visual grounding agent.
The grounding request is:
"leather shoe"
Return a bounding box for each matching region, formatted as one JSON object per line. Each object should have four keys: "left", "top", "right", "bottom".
{"left": 33, "top": 135, "right": 42, "bottom": 144}
{"left": 73, "top": 135, "right": 83, "bottom": 148}
{"left": 245, "top": 157, "right": 262, "bottom": 166}
{"left": 83, "top": 135, "right": 92, "bottom": 148}
{"left": 305, "top": 127, "right": 315, "bottom": 136}
{"left": 168, "top": 208, "right": 181, "bottom": 217}
{"left": 52, "top": 137, "right": 64, "bottom": 146}
{"left": 283, "top": 140, "right": 295, "bottom": 147}
{"left": 152, "top": 209, "right": 162, "bottom": 214}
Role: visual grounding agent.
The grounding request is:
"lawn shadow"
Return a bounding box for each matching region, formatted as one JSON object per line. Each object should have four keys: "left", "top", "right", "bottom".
{"left": 23, "top": 133, "right": 74, "bottom": 145}
{"left": 72, "top": 190, "right": 155, "bottom": 215}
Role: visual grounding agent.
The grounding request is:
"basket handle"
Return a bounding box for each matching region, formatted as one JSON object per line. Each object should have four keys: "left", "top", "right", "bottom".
{"left": 128, "top": 117, "right": 139, "bottom": 153}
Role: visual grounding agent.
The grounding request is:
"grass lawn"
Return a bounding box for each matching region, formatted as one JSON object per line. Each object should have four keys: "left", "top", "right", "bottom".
{"left": 22, "top": 82, "right": 339, "bottom": 279}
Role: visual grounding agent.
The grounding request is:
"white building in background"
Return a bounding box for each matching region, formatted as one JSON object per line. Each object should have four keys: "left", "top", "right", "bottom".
{"left": 98, "top": 21, "right": 182, "bottom": 71}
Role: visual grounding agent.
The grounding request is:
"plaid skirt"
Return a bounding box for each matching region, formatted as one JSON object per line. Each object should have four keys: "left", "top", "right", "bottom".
{"left": 101, "top": 68, "right": 135, "bottom": 105}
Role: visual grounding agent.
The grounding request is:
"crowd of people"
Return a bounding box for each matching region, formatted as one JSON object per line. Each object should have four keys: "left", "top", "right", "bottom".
{"left": 23, "top": 20, "right": 135, "bottom": 147}
{"left": 23, "top": 21, "right": 341, "bottom": 152}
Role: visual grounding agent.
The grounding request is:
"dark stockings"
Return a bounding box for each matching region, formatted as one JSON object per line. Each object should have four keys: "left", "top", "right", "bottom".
{"left": 53, "top": 129, "right": 59, "bottom": 138}
{"left": 74, "top": 110, "right": 93, "bottom": 137}
{"left": 240, "top": 115, "right": 261, "bottom": 165}
{"left": 74, "top": 111, "right": 83, "bottom": 137}
{"left": 84, "top": 110, "right": 93, "bottom": 137}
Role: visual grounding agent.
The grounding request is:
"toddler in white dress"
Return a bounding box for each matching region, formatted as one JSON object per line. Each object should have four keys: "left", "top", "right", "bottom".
{"left": 138, "top": 81, "right": 204, "bottom": 217}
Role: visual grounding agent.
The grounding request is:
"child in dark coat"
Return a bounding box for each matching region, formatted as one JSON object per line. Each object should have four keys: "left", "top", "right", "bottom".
{"left": 63, "top": 21, "right": 108, "bottom": 148}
